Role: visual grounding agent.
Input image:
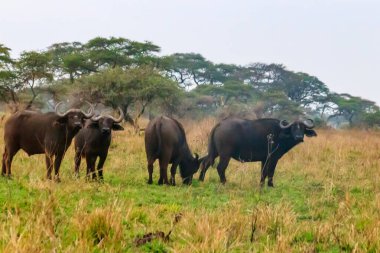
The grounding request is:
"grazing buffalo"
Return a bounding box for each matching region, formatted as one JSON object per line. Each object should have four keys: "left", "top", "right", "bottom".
{"left": 199, "top": 117, "right": 317, "bottom": 187}
{"left": 2, "top": 102, "right": 94, "bottom": 181}
{"left": 74, "top": 108, "right": 124, "bottom": 180}
{"left": 145, "top": 116, "right": 201, "bottom": 185}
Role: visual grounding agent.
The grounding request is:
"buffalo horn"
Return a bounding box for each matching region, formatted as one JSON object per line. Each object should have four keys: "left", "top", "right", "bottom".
{"left": 279, "top": 120, "right": 293, "bottom": 129}
{"left": 303, "top": 119, "right": 315, "bottom": 129}
{"left": 82, "top": 101, "right": 94, "bottom": 118}
{"left": 107, "top": 107, "right": 124, "bottom": 123}
{"left": 55, "top": 102, "right": 66, "bottom": 117}
{"left": 91, "top": 114, "right": 103, "bottom": 122}
{"left": 55, "top": 101, "right": 94, "bottom": 118}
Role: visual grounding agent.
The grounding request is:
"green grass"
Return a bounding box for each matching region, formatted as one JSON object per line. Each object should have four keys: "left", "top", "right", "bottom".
{"left": 1, "top": 124, "right": 380, "bottom": 252}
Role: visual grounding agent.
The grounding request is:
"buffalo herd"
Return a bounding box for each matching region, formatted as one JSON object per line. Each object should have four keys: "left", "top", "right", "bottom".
{"left": 1, "top": 104, "right": 317, "bottom": 187}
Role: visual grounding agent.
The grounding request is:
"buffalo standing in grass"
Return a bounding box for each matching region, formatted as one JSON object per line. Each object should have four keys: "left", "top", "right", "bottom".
{"left": 2, "top": 102, "right": 94, "bottom": 181}
{"left": 199, "top": 117, "right": 317, "bottom": 187}
{"left": 74, "top": 108, "right": 124, "bottom": 180}
{"left": 145, "top": 116, "right": 201, "bottom": 185}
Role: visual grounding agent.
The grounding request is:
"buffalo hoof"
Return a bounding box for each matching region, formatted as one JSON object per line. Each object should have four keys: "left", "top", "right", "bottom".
{"left": 267, "top": 183, "right": 274, "bottom": 187}
{"left": 182, "top": 178, "right": 192, "bottom": 185}
{"left": 3, "top": 174, "right": 13, "bottom": 180}
{"left": 54, "top": 177, "right": 61, "bottom": 183}
{"left": 147, "top": 179, "right": 153, "bottom": 185}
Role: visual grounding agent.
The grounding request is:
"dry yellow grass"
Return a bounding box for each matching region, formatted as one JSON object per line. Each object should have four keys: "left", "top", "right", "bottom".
{"left": 0, "top": 117, "right": 380, "bottom": 252}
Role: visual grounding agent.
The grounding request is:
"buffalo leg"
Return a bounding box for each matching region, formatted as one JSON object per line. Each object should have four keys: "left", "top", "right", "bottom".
{"left": 158, "top": 159, "right": 169, "bottom": 185}
{"left": 267, "top": 160, "right": 278, "bottom": 187}
{"left": 97, "top": 154, "right": 107, "bottom": 181}
{"left": 199, "top": 156, "right": 214, "bottom": 181}
{"left": 147, "top": 159, "right": 154, "bottom": 184}
{"left": 169, "top": 161, "right": 180, "bottom": 186}
{"left": 260, "top": 161, "right": 268, "bottom": 187}
{"left": 53, "top": 155, "right": 63, "bottom": 182}
{"left": 74, "top": 151, "right": 82, "bottom": 178}
{"left": 85, "top": 155, "right": 97, "bottom": 181}
{"left": 2, "top": 151, "right": 7, "bottom": 176}
{"left": 217, "top": 156, "right": 231, "bottom": 184}
{"left": 3, "top": 147, "right": 18, "bottom": 177}
{"left": 46, "top": 154, "right": 54, "bottom": 180}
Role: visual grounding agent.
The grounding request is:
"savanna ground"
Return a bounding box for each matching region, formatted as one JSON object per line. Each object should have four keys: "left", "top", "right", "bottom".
{"left": 0, "top": 117, "right": 380, "bottom": 253}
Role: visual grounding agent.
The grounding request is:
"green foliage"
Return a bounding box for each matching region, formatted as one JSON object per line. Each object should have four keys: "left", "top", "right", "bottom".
{"left": 0, "top": 37, "right": 378, "bottom": 127}
{"left": 0, "top": 44, "right": 18, "bottom": 102}
{"left": 161, "top": 53, "right": 214, "bottom": 88}
{"left": 362, "top": 110, "right": 380, "bottom": 127}
{"left": 14, "top": 51, "right": 53, "bottom": 108}
{"left": 328, "top": 93, "right": 378, "bottom": 126}
{"left": 194, "top": 80, "right": 254, "bottom": 106}
{"left": 71, "top": 66, "right": 181, "bottom": 127}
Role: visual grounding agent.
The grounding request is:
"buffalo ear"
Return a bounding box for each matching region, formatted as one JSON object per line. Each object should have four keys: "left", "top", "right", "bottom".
{"left": 112, "top": 124, "right": 124, "bottom": 131}
{"left": 305, "top": 129, "right": 317, "bottom": 137}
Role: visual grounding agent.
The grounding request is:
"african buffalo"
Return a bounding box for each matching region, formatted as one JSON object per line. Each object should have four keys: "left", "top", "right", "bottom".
{"left": 2, "top": 102, "right": 94, "bottom": 181}
{"left": 199, "top": 117, "right": 317, "bottom": 187}
{"left": 74, "top": 108, "right": 124, "bottom": 180}
{"left": 145, "top": 116, "right": 200, "bottom": 185}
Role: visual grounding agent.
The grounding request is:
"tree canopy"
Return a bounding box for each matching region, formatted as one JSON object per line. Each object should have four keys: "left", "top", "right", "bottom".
{"left": 0, "top": 37, "right": 378, "bottom": 128}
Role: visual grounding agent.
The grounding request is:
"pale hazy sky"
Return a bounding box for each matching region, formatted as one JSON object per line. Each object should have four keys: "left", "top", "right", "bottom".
{"left": 1, "top": 0, "right": 379, "bottom": 105}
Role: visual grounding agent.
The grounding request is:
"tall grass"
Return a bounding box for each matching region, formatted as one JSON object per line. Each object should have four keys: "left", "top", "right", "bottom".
{"left": 0, "top": 118, "right": 380, "bottom": 252}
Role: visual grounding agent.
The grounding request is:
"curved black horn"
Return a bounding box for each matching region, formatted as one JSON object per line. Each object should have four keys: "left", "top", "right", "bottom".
{"left": 279, "top": 120, "right": 293, "bottom": 129}
{"left": 303, "top": 119, "right": 315, "bottom": 129}
{"left": 82, "top": 101, "right": 94, "bottom": 119}
{"left": 107, "top": 107, "right": 124, "bottom": 123}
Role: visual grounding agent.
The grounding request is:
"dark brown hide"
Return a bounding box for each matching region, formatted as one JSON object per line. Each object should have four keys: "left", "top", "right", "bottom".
{"left": 74, "top": 116, "right": 124, "bottom": 181}
{"left": 199, "top": 117, "right": 317, "bottom": 187}
{"left": 2, "top": 108, "right": 93, "bottom": 181}
{"left": 144, "top": 116, "right": 200, "bottom": 185}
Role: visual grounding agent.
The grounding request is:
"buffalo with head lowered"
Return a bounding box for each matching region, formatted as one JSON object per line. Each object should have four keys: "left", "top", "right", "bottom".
{"left": 145, "top": 116, "right": 201, "bottom": 185}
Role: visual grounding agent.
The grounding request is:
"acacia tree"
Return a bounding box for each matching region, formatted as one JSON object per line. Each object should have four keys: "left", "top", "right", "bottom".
{"left": 16, "top": 51, "right": 53, "bottom": 108}
{"left": 48, "top": 42, "right": 96, "bottom": 83}
{"left": 161, "top": 53, "right": 215, "bottom": 89}
{"left": 193, "top": 80, "right": 255, "bottom": 108}
{"left": 327, "top": 93, "right": 378, "bottom": 126}
{"left": 126, "top": 40, "right": 161, "bottom": 66}
{"left": 73, "top": 66, "right": 180, "bottom": 131}
{"left": 275, "top": 71, "right": 329, "bottom": 108}
{"left": 85, "top": 37, "right": 160, "bottom": 70}
{"left": 0, "top": 44, "right": 18, "bottom": 103}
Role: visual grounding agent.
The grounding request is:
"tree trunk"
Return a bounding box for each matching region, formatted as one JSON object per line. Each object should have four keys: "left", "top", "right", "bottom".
{"left": 25, "top": 78, "right": 37, "bottom": 109}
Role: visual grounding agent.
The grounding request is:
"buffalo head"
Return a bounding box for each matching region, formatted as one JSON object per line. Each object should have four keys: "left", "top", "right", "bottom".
{"left": 279, "top": 119, "right": 317, "bottom": 142}
{"left": 89, "top": 107, "right": 124, "bottom": 134}
{"left": 180, "top": 153, "right": 202, "bottom": 185}
{"left": 55, "top": 101, "right": 94, "bottom": 130}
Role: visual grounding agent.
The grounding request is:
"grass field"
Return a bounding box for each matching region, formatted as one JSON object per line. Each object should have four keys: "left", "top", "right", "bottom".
{"left": 0, "top": 118, "right": 380, "bottom": 252}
